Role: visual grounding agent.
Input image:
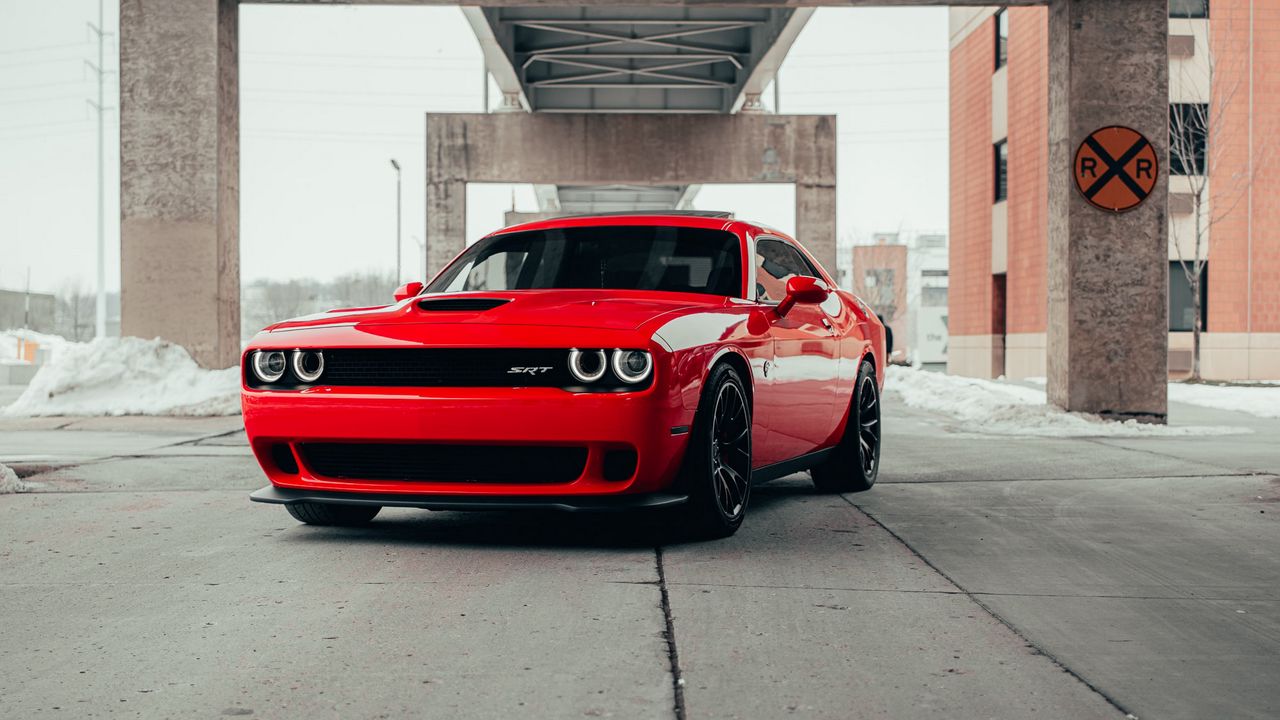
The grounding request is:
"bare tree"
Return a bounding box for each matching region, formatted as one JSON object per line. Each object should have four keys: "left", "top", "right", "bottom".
{"left": 1169, "top": 17, "right": 1268, "bottom": 380}
{"left": 330, "top": 271, "right": 398, "bottom": 309}
{"left": 55, "top": 280, "right": 95, "bottom": 341}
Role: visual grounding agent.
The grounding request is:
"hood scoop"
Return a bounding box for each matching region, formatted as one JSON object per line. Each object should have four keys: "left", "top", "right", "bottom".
{"left": 416, "top": 297, "right": 511, "bottom": 312}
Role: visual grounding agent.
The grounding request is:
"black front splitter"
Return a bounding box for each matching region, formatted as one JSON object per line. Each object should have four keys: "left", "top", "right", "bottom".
{"left": 250, "top": 486, "right": 688, "bottom": 513}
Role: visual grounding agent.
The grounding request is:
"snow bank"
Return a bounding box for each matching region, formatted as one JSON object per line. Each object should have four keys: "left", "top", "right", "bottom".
{"left": 1168, "top": 382, "right": 1280, "bottom": 419}
{"left": 0, "top": 464, "right": 27, "bottom": 494}
{"left": 885, "top": 366, "right": 1246, "bottom": 437}
{"left": 1025, "top": 372, "right": 1280, "bottom": 420}
{"left": 2, "top": 337, "right": 240, "bottom": 417}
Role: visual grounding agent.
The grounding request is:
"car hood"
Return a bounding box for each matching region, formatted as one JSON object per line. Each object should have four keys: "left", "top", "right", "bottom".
{"left": 265, "top": 290, "right": 727, "bottom": 334}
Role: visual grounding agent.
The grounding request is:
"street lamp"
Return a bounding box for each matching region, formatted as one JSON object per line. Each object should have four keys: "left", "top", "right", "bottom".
{"left": 390, "top": 158, "right": 402, "bottom": 283}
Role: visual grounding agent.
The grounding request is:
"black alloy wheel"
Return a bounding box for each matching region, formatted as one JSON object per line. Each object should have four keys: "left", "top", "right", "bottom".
{"left": 811, "top": 360, "right": 881, "bottom": 493}
{"left": 681, "top": 363, "right": 752, "bottom": 538}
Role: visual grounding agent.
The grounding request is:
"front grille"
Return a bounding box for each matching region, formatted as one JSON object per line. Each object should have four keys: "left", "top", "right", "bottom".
{"left": 319, "top": 348, "right": 572, "bottom": 387}
{"left": 299, "top": 443, "right": 587, "bottom": 484}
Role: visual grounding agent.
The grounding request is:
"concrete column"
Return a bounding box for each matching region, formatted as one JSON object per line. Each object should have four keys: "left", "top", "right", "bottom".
{"left": 120, "top": 0, "right": 239, "bottom": 369}
{"left": 1046, "top": 0, "right": 1168, "bottom": 420}
{"left": 796, "top": 182, "right": 836, "bottom": 276}
{"left": 425, "top": 180, "right": 465, "bottom": 277}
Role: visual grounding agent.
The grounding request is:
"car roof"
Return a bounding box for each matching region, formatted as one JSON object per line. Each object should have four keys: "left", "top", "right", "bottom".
{"left": 485, "top": 211, "right": 786, "bottom": 241}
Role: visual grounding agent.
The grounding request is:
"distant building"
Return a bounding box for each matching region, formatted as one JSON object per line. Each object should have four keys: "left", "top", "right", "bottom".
{"left": 907, "top": 234, "right": 949, "bottom": 367}
{"left": 0, "top": 288, "right": 56, "bottom": 334}
{"left": 852, "top": 236, "right": 908, "bottom": 363}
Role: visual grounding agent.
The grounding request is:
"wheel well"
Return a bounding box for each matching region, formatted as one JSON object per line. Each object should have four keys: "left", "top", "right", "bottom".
{"left": 861, "top": 351, "right": 877, "bottom": 377}
{"left": 712, "top": 351, "right": 753, "bottom": 408}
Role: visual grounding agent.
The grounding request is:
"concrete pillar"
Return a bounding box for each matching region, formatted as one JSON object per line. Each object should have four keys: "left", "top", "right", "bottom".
{"left": 120, "top": 0, "right": 239, "bottom": 369}
{"left": 1046, "top": 0, "right": 1168, "bottom": 420}
{"left": 424, "top": 113, "right": 836, "bottom": 277}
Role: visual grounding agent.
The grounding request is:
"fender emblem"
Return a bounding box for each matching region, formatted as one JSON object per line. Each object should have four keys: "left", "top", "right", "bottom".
{"left": 508, "top": 366, "right": 552, "bottom": 375}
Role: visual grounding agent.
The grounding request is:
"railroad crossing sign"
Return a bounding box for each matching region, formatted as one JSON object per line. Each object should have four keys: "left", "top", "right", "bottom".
{"left": 1073, "top": 126, "right": 1158, "bottom": 213}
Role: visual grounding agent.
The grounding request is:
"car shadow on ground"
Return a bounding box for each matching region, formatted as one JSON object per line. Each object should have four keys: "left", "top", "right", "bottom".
{"left": 272, "top": 475, "right": 824, "bottom": 550}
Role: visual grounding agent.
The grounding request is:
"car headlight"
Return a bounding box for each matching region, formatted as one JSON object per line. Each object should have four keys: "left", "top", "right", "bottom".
{"left": 568, "top": 348, "right": 607, "bottom": 383}
{"left": 251, "top": 350, "right": 287, "bottom": 383}
{"left": 611, "top": 349, "right": 653, "bottom": 384}
{"left": 291, "top": 349, "right": 324, "bottom": 383}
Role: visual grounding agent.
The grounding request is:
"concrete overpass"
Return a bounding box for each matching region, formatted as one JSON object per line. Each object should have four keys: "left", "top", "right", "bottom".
{"left": 120, "top": 0, "right": 1170, "bottom": 421}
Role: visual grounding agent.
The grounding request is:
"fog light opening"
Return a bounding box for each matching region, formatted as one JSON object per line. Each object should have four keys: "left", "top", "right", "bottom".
{"left": 602, "top": 449, "right": 638, "bottom": 482}
{"left": 270, "top": 443, "right": 300, "bottom": 475}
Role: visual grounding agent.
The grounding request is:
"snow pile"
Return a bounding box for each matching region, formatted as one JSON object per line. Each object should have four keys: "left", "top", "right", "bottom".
{"left": 0, "top": 464, "right": 27, "bottom": 494}
{"left": 885, "top": 366, "right": 1246, "bottom": 437}
{"left": 2, "top": 337, "right": 240, "bottom": 417}
{"left": 1026, "top": 373, "right": 1280, "bottom": 420}
{"left": 1168, "top": 382, "right": 1280, "bottom": 419}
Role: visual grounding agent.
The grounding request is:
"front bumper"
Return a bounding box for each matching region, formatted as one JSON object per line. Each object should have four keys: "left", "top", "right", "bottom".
{"left": 250, "top": 485, "right": 688, "bottom": 512}
{"left": 242, "top": 383, "right": 696, "bottom": 499}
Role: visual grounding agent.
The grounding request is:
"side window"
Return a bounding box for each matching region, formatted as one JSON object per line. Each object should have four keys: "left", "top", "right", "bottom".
{"left": 754, "top": 238, "right": 816, "bottom": 302}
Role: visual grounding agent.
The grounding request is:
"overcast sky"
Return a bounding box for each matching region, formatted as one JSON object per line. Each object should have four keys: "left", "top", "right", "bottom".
{"left": 0, "top": 1, "right": 947, "bottom": 295}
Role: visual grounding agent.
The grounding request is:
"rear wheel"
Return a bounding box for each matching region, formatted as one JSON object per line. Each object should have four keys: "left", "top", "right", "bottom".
{"left": 811, "top": 360, "right": 880, "bottom": 493}
{"left": 286, "top": 502, "right": 381, "bottom": 526}
{"left": 679, "top": 363, "right": 752, "bottom": 539}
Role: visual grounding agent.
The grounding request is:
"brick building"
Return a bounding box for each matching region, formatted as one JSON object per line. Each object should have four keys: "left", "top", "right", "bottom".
{"left": 949, "top": 1, "right": 1279, "bottom": 380}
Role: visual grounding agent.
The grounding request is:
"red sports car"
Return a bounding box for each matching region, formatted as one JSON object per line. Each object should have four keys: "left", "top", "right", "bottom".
{"left": 245, "top": 212, "right": 886, "bottom": 537}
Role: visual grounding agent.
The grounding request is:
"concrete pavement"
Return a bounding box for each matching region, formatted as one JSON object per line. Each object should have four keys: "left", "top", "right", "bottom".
{"left": 0, "top": 396, "right": 1276, "bottom": 719}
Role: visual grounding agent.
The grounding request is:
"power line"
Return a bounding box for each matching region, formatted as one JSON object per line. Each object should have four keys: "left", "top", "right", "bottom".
{"left": 0, "top": 40, "right": 90, "bottom": 56}
{"left": 243, "top": 86, "right": 479, "bottom": 99}
{"left": 245, "top": 50, "right": 479, "bottom": 62}
{"left": 0, "top": 79, "right": 94, "bottom": 93}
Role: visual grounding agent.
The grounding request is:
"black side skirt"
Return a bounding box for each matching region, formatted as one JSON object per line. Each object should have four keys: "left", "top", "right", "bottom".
{"left": 250, "top": 486, "right": 688, "bottom": 513}
{"left": 751, "top": 447, "right": 835, "bottom": 484}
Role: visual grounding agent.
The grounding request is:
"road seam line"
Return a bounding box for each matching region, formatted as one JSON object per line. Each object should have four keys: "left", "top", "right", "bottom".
{"left": 844, "top": 495, "right": 1138, "bottom": 719}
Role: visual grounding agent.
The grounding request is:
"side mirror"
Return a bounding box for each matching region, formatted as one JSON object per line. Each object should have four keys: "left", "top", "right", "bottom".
{"left": 776, "top": 276, "right": 831, "bottom": 316}
{"left": 394, "top": 281, "right": 424, "bottom": 302}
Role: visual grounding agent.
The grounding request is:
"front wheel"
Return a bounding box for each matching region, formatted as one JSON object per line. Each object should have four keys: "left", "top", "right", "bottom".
{"left": 286, "top": 502, "right": 381, "bottom": 526}
{"left": 811, "top": 360, "right": 881, "bottom": 493}
{"left": 679, "top": 363, "right": 753, "bottom": 539}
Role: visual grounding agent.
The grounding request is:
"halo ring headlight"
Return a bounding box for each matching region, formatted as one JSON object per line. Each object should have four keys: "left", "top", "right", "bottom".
{"left": 611, "top": 349, "right": 653, "bottom": 384}
{"left": 251, "top": 350, "right": 287, "bottom": 383}
{"left": 291, "top": 350, "right": 325, "bottom": 383}
{"left": 568, "top": 348, "right": 607, "bottom": 383}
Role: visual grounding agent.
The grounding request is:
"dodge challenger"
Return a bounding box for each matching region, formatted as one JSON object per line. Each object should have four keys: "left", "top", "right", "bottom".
{"left": 245, "top": 211, "right": 886, "bottom": 537}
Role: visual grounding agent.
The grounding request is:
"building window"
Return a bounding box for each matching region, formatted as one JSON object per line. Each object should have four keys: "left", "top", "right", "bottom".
{"left": 1170, "top": 0, "right": 1209, "bottom": 19}
{"left": 994, "top": 140, "right": 1008, "bottom": 202}
{"left": 994, "top": 9, "right": 1009, "bottom": 70}
{"left": 1170, "top": 103, "right": 1208, "bottom": 176}
{"left": 1169, "top": 262, "right": 1208, "bottom": 332}
{"left": 921, "top": 286, "right": 948, "bottom": 308}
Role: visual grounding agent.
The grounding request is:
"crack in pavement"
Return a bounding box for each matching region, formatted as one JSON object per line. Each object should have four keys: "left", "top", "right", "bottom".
{"left": 841, "top": 494, "right": 1138, "bottom": 719}
{"left": 631, "top": 580, "right": 1279, "bottom": 603}
{"left": 880, "top": 471, "right": 1271, "bottom": 485}
{"left": 654, "top": 546, "right": 686, "bottom": 720}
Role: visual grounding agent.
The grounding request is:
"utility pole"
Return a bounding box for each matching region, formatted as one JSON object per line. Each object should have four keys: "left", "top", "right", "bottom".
{"left": 412, "top": 236, "right": 424, "bottom": 281}
{"left": 390, "top": 159, "right": 402, "bottom": 283}
{"left": 19, "top": 268, "right": 30, "bottom": 360}
{"left": 86, "top": 0, "right": 110, "bottom": 339}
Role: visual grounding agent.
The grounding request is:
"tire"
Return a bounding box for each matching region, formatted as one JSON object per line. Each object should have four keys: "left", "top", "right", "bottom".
{"left": 811, "top": 360, "right": 881, "bottom": 494}
{"left": 678, "top": 363, "right": 753, "bottom": 539}
{"left": 285, "top": 502, "right": 381, "bottom": 526}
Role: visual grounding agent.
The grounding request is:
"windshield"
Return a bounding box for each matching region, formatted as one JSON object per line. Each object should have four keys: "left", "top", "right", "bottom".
{"left": 425, "top": 225, "right": 742, "bottom": 298}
